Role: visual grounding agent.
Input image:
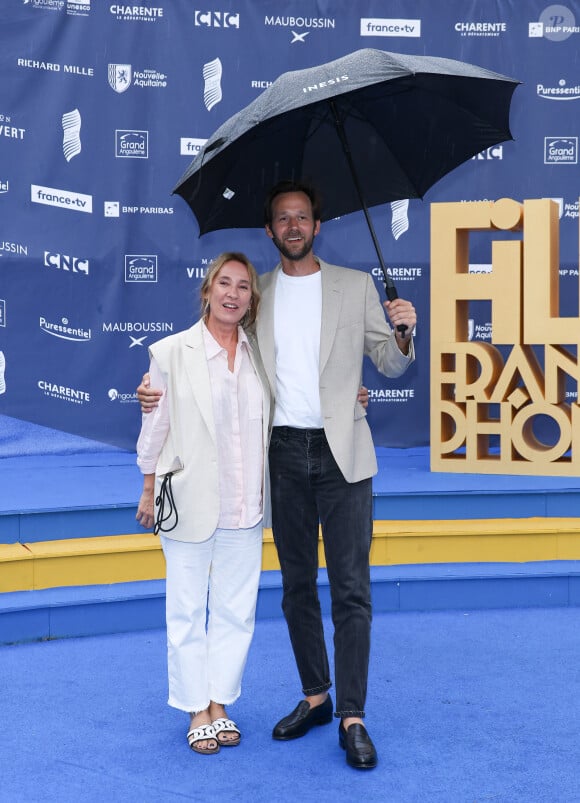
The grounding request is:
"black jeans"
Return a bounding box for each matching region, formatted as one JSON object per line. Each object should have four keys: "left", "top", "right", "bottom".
{"left": 269, "top": 426, "right": 373, "bottom": 718}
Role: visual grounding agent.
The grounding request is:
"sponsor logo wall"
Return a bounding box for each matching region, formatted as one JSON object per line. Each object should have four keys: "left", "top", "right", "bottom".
{"left": 0, "top": 1, "right": 578, "bottom": 451}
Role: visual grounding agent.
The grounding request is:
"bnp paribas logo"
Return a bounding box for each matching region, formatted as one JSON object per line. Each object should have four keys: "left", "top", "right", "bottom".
{"left": 108, "top": 64, "right": 132, "bottom": 93}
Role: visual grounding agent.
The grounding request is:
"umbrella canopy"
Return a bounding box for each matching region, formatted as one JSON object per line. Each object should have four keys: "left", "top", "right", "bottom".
{"left": 174, "top": 48, "right": 519, "bottom": 236}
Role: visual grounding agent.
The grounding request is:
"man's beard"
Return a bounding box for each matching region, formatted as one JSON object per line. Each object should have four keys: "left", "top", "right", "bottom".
{"left": 271, "top": 232, "right": 314, "bottom": 262}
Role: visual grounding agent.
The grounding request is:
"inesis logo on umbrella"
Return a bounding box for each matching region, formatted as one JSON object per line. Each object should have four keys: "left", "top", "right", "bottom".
{"left": 302, "top": 75, "right": 349, "bottom": 93}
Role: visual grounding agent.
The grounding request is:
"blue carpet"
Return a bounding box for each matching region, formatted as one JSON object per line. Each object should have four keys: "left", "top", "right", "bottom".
{"left": 1, "top": 607, "right": 578, "bottom": 802}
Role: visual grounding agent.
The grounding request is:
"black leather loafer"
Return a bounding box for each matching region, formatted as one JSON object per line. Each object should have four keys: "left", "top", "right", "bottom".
{"left": 338, "top": 722, "right": 378, "bottom": 769}
{"left": 272, "top": 695, "right": 333, "bottom": 740}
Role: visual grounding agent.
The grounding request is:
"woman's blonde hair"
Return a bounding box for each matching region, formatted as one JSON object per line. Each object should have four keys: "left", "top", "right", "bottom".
{"left": 200, "top": 252, "right": 260, "bottom": 329}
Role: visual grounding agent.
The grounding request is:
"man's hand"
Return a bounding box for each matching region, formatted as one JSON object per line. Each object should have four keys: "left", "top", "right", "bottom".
{"left": 357, "top": 385, "right": 369, "bottom": 409}
{"left": 137, "top": 373, "right": 162, "bottom": 413}
{"left": 384, "top": 298, "right": 416, "bottom": 354}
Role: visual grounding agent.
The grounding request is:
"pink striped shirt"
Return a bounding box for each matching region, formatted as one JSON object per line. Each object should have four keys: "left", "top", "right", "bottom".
{"left": 137, "top": 323, "right": 264, "bottom": 530}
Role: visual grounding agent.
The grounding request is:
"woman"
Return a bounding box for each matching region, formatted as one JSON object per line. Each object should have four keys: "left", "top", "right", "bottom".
{"left": 136, "top": 252, "right": 271, "bottom": 755}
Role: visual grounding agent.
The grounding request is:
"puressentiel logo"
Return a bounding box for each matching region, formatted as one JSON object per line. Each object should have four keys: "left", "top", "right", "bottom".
{"left": 544, "top": 136, "right": 578, "bottom": 164}
{"left": 125, "top": 254, "right": 158, "bottom": 282}
{"left": 360, "top": 18, "right": 421, "bottom": 37}
{"left": 537, "top": 79, "right": 580, "bottom": 100}
{"left": 39, "top": 315, "right": 91, "bottom": 342}
{"left": 32, "top": 184, "right": 92, "bottom": 213}
{"left": 116, "top": 130, "right": 148, "bottom": 158}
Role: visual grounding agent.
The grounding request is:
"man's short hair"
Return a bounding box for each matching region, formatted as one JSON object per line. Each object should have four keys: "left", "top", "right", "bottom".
{"left": 264, "top": 180, "right": 322, "bottom": 226}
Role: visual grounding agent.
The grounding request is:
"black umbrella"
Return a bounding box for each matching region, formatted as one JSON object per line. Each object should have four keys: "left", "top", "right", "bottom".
{"left": 174, "top": 48, "right": 519, "bottom": 305}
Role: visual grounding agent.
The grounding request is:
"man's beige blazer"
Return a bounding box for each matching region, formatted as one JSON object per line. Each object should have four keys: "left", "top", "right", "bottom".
{"left": 256, "top": 259, "right": 414, "bottom": 484}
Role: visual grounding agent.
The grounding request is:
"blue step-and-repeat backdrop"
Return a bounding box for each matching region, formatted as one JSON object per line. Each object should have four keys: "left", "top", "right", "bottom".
{"left": 0, "top": 1, "right": 579, "bottom": 452}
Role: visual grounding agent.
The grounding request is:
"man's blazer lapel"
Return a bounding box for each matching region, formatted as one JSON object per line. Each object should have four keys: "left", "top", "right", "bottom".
{"left": 319, "top": 262, "right": 342, "bottom": 376}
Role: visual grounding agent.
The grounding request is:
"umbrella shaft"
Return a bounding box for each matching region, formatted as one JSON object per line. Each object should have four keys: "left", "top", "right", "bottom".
{"left": 329, "top": 101, "right": 407, "bottom": 334}
{"left": 328, "top": 101, "right": 394, "bottom": 292}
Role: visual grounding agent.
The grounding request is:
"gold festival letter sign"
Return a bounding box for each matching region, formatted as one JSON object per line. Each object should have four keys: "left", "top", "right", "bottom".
{"left": 430, "top": 198, "right": 580, "bottom": 475}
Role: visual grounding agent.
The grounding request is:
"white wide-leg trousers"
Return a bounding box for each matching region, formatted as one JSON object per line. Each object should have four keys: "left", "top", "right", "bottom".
{"left": 160, "top": 522, "right": 263, "bottom": 713}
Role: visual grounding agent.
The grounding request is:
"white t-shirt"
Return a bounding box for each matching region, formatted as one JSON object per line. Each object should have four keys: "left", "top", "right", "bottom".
{"left": 273, "top": 269, "right": 323, "bottom": 428}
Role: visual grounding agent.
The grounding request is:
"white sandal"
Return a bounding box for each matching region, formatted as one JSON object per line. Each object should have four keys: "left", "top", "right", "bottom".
{"left": 212, "top": 717, "right": 241, "bottom": 746}
{"left": 187, "top": 723, "right": 220, "bottom": 754}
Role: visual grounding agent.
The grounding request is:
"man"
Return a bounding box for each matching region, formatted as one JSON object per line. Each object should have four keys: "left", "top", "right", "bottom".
{"left": 138, "top": 179, "right": 416, "bottom": 769}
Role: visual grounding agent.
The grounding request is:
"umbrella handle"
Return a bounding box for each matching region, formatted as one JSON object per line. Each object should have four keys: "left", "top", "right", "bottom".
{"left": 384, "top": 280, "right": 408, "bottom": 337}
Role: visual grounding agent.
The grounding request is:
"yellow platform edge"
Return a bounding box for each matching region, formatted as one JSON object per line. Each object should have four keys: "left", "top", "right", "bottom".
{"left": 1, "top": 518, "right": 580, "bottom": 593}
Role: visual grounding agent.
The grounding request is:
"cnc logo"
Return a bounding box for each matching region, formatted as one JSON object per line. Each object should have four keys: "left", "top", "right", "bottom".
{"left": 116, "top": 130, "right": 149, "bottom": 158}
{"left": 195, "top": 11, "right": 239, "bottom": 28}
{"left": 44, "top": 251, "right": 89, "bottom": 276}
{"left": 472, "top": 145, "right": 504, "bottom": 160}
